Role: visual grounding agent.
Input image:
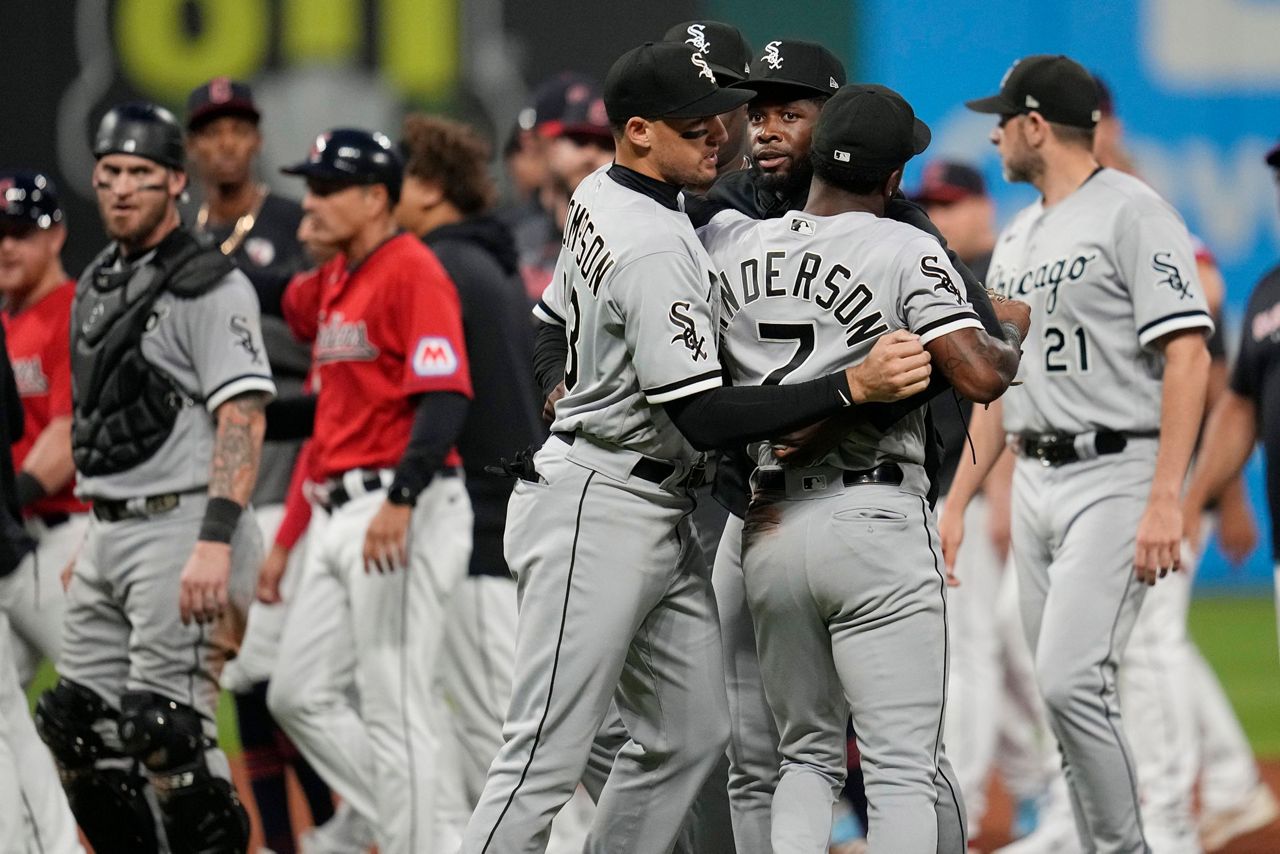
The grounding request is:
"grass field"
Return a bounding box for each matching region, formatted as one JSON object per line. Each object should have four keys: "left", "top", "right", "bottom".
{"left": 26, "top": 594, "right": 1280, "bottom": 760}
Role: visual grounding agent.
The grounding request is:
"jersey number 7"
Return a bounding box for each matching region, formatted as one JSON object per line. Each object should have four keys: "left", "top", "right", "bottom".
{"left": 759, "top": 321, "right": 816, "bottom": 385}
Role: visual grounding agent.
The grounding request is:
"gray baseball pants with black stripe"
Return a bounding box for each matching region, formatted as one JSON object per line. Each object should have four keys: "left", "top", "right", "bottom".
{"left": 1011, "top": 442, "right": 1155, "bottom": 854}
{"left": 461, "top": 436, "right": 730, "bottom": 854}
{"left": 742, "top": 477, "right": 966, "bottom": 854}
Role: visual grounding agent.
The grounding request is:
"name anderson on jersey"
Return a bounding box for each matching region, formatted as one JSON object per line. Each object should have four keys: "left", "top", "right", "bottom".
{"left": 715, "top": 249, "right": 889, "bottom": 347}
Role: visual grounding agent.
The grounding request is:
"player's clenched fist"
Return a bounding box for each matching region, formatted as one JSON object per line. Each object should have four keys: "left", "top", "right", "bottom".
{"left": 993, "top": 297, "right": 1032, "bottom": 343}
{"left": 179, "top": 541, "right": 233, "bottom": 625}
{"left": 844, "top": 329, "right": 931, "bottom": 403}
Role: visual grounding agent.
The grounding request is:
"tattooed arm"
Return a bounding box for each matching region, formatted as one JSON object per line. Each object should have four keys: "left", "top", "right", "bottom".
{"left": 179, "top": 391, "right": 269, "bottom": 625}
{"left": 926, "top": 299, "right": 1028, "bottom": 404}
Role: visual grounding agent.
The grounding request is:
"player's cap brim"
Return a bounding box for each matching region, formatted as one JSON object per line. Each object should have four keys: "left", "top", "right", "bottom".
{"left": 661, "top": 86, "right": 755, "bottom": 119}
{"left": 1267, "top": 143, "right": 1280, "bottom": 168}
{"left": 708, "top": 63, "right": 748, "bottom": 85}
{"left": 911, "top": 118, "right": 932, "bottom": 155}
{"left": 731, "top": 77, "right": 834, "bottom": 101}
{"left": 279, "top": 162, "right": 368, "bottom": 183}
{"left": 964, "top": 92, "right": 1021, "bottom": 115}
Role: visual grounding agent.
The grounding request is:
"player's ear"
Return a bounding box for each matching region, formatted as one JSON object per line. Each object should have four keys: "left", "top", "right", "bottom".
{"left": 169, "top": 168, "right": 188, "bottom": 200}
{"left": 623, "top": 117, "right": 652, "bottom": 152}
{"left": 885, "top": 167, "right": 905, "bottom": 199}
{"left": 47, "top": 222, "right": 68, "bottom": 256}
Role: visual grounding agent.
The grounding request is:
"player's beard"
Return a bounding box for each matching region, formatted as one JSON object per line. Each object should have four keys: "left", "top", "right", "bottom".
{"left": 104, "top": 194, "right": 174, "bottom": 249}
{"left": 1002, "top": 130, "right": 1045, "bottom": 184}
{"left": 758, "top": 155, "right": 813, "bottom": 206}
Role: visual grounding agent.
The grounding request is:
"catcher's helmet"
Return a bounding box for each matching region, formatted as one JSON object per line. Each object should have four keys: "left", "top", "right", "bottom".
{"left": 93, "top": 102, "right": 185, "bottom": 169}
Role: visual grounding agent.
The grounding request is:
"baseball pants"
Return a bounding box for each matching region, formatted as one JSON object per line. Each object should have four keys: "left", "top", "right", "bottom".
{"left": 268, "top": 474, "right": 471, "bottom": 854}
{"left": 714, "top": 511, "right": 781, "bottom": 854}
{"left": 1011, "top": 443, "right": 1155, "bottom": 854}
{"left": 59, "top": 494, "right": 260, "bottom": 779}
{"left": 461, "top": 437, "right": 730, "bottom": 854}
{"left": 0, "top": 513, "right": 86, "bottom": 686}
{"left": 1120, "top": 557, "right": 1200, "bottom": 854}
{"left": 743, "top": 479, "right": 966, "bottom": 854}
{"left": 0, "top": 610, "right": 82, "bottom": 854}
{"left": 939, "top": 493, "right": 1005, "bottom": 836}
{"left": 219, "top": 502, "right": 305, "bottom": 692}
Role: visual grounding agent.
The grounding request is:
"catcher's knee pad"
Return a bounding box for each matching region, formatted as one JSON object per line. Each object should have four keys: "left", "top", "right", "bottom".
{"left": 34, "top": 680, "right": 160, "bottom": 853}
{"left": 119, "top": 690, "right": 250, "bottom": 854}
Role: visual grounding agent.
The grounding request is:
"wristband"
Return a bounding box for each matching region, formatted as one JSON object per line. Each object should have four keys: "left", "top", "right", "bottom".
{"left": 198, "top": 497, "right": 243, "bottom": 544}
{"left": 1000, "top": 320, "right": 1025, "bottom": 348}
{"left": 14, "top": 472, "right": 47, "bottom": 509}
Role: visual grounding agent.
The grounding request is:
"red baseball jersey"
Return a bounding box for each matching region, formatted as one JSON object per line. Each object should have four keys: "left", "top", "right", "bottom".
{"left": 1, "top": 280, "right": 90, "bottom": 516}
{"left": 307, "top": 234, "right": 472, "bottom": 479}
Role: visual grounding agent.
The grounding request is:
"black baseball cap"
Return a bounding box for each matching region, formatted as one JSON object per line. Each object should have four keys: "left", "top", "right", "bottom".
{"left": 519, "top": 73, "right": 602, "bottom": 138}
{"left": 187, "top": 77, "right": 261, "bottom": 131}
{"left": 662, "top": 21, "right": 753, "bottom": 84}
{"left": 812, "top": 84, "right": 930, "bottom": 171}
{"left": 93, "top": 102, "right": 186, "bottom": 169}
{"left": 966, "top": 54, "right": 1101, "bottom": 129}
{"left": 733, "top": 40, "right": 845, "bottom": 100}
{"left": 0, "top": 171, "right": 63, "bottom": 234}
{"left": 281, "top": 128, "right": 403, "bottom": 198}
{"left": 604, "top": 42, "right": 755, "bottom": 123}
{"left": 909, "top": 160, "right": 986, "bottom": 205}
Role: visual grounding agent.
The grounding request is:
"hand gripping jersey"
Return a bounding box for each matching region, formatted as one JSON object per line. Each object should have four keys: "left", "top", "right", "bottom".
{"left": 533, "top": 165, "right": 723, "bottom": 464}
{"left": 698, "top": 208, "right": 982, "bottom": 485}
{"left": 986, "top": 168, "right": 1213, "bottom": 435}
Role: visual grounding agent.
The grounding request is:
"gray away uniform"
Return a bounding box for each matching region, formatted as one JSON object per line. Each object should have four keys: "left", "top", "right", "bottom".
{"left": 987, "top": 167, "right": 1212, "bottom": 854}
{"left": 461, "top": 165, "right": 729, "bottom": 854}
{"left": 699, "top": 207, "right": 978, "bottom": 854}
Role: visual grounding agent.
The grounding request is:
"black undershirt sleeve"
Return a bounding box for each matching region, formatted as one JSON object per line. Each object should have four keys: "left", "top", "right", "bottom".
{"left": 263, "top": 395, "right": 317, "bottom": 441}
{"left": 533, "top": 320, "right": 568, "bottom": 399}
{"left": 391, "top": 392, "right": 470, "bottom": 498}
{"left": 663, "top": 373, "right": 852, "bottom": 451}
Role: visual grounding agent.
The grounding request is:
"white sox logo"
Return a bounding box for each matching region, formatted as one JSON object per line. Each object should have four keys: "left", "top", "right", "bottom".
{"left": 763, "top": 41, "right": 784, "bottom": 70}
{"left": 669, "top": 301, "right": 707, "bottom": 360}
{"left": 1151, "top": 252, "right": 1192, "bottom": 300}
{"left": 691, "top": 52, "right": 716, "bottom": 84}
{"left": 685, "top": 23, "right": 709, "bottom": 53}
{"left": 920, "top": 255, "right": 963, "bottom": 303}
{"left": 229, "top": 314, "right": 263, "bottom": 364}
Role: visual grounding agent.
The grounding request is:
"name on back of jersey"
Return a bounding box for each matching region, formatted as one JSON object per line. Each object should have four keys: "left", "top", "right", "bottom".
{"left": 562, "top": 198, "right": 616, "bottom": 296}
{"left": 715, "top": 249, "right": 889, "bottom": 348}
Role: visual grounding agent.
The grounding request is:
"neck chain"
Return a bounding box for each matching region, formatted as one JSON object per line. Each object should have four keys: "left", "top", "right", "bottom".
{"left": 196, "top": 184, "right": 266, "bottom": 256}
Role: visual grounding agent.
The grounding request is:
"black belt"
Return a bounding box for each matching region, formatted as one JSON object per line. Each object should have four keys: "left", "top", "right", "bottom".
{"left": 755, "top": 462, "right": 904, "bottom": 493}
{"left": 1015, "top": 431, "right": 1155, "bottom": 467}
{"left": 553, "top": 432, "right": 706, "bottom": 489}
{"left": 321, "top": 467, "right": 460, "bottom": 511}
{"left": 93, "top": 493, "right": 183, "bottom": 522}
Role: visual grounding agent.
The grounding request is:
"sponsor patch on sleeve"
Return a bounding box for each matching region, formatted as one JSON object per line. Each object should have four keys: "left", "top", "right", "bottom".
{"left": 412, "top": 336, "right": 459, "bottom": 377}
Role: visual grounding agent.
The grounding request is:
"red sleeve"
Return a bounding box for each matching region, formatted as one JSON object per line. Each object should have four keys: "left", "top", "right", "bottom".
{"left": 274, "top": 441, "right": 314, "bottom": 551}
{"left": 398, "top": 249, "right": 473, "bottom": 399}
{"left": 282, "top": 258, "right": 341, "bottom": 345}
{"left": 45, "top": 289, "right": 74, "bottom": 418}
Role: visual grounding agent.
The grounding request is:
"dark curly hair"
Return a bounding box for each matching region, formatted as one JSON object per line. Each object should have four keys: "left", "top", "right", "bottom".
{"left": 400, "top": 114, "right": 497, "bottom": 215}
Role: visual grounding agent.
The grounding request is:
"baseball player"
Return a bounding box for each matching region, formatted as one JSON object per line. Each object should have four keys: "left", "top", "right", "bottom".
{"left": 941, "top": 55, "right": 1213, "bottom": 853}
{"left": 1182, "top": 137, "right": 1280, "bottom": 846}
{"left": 0, "top": 171, "right": 88, "bottom": 688}
{"left": 662, "top": 20, "right": 755, "bottom": 192}
{"left": 34, "top": 101, "right": 275, "bottom": 853}
{"left": 463, "top": 42, "right": 930, "bottom": 854}
{"left": 268, "top": 127, "right": 474, "bottom": 854}
{"left": 183, "top": 77, "right": 333, "bottom": 851}
{"left": 0, "top": 324, "right": 81, "bottom": 854}
{"left": 682, "top": 40, "right": 1004, "bottom": 852}
{"left": 699, "top": 82, "right": 1026, "bottom": 854}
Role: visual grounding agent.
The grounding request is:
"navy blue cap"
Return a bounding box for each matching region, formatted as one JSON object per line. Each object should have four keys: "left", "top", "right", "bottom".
{"left": 281, "top": 128, "right": 403, "bottom": 191}
{"left": 187, "top": 77, "right": 261, "bottom": 131}
{"left": 0, "top": 171, "right": 63, "bottom": 229}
